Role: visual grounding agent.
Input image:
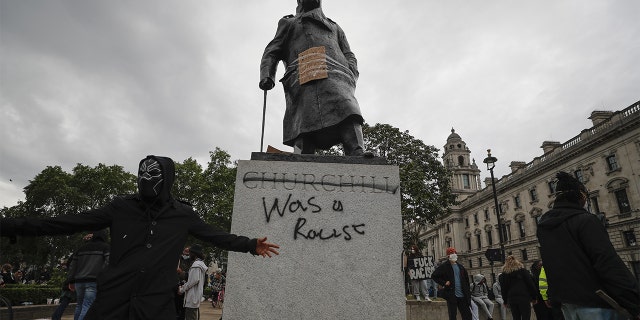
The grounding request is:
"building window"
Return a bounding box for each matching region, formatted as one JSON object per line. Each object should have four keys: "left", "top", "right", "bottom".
{"left": 501, "top": 224, "right": 511, "bottom": 241}
{"left": 514, "top": 194, "right": 521, "bottom": 208}
{"left": 469, "top": 259, "right": 473, "bottom": 268}
{"left": 476, "top": 234, "right": 482, "bottom": 250}
{"left": 458, "top": 156, "right": 465, "bottom": 166}
{"left": 467, "top": 237, "right": 472, "bottom": 251}
{"left": 474, "top": 213, "right": 479, "bottom": 224}
{"left": 548, "top": 181, "right": 557, "bottom": 194}
{"left": 446, "top": 223, "right": 451, "bottom": 232}
{"left": 463, "top": 174, "right": 470, "bottom": 189}
{"left": 478, "top": 257, "right": 483, "bottom": 267}
{"left": 484, "top": 209, "right": 490, "bottom": 221}
{"left": 521, "top": 249, "right": 528, "bottom": 261}
{"left": 465, "top": 217, "right": 469, "bottom": 227}
{"left": 574, "top": 170, "right": 584, "bottom": 183}
{"left": 615, "top": 189, "right": 631, "bottom": 214}
{"left": 446, "top": 238, "right": 451, "bottom": 248}
{"left": 530, "top": 188, "right": 538, "bottom": 202}
{"left": 606, "top": 155, "right": 619, "bottom": 171}
{"left": 518, "top": 221, "right": 526, "bottom": 238}
{"left": 590, "top": 195, "right": 600, "bottom": 214}
{"left": 623, "top": 230, "right": 637, "bottom": 247}
{"left": 487, "top": 230, "right": 493, "bottom": 246}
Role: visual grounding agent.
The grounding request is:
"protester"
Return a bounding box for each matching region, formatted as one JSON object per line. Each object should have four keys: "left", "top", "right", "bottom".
{"left": 68, "top": 230, "right": 110, "bottom": 320}
{"left": 13, "top": 269, "right": 24, "bottom": 284}
{"left": 1, "top": 264, "right": 16, "bottom": 285}
{"left": 493, "top": 273, "right": 507, "bottom": 320}
{"left": 406, "top": 245, "right": 431, "bottom": 301}
{"left": 0, "top": 155, "right": 280, "bottom": 320}
{"left": 538, "top": 266, "right": 564, "bottom": 320}
{"left": 178, "top": 244, "right": 208, "bottom": 320}
{"left": 432, "top": 247, "right": 472, "bottom": 320}
{"left": 500, "top": 255, "right": 537, "bottom": 320}
{"left": 537, "top": 171, "right": 640, "bottom": 320}
{"left": 176, "top": 246, "right": 193, "bottom": 320}
{"left": 51, "top": 277, "right": 75, "bottom": 320}
{"left": 210, "top": 271, "right": 226, "bottom": 308}
{"left": 530, "top": 261, "right": 552, "bottom": 320}
{"left": 470, "top": 273, "right": 494, "bottom": 320}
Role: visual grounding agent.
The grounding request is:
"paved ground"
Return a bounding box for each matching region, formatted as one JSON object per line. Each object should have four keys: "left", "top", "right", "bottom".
{"left": 60, "top": 303, "right": 224, "bottom": 319}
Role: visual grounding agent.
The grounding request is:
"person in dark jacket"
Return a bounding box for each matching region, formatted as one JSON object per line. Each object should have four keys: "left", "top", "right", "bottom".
{"left": 175, "top": 246, "right": 193, "bottom": 320}
{"left": 499, "top": 255, "right": 537, "bottom": 320}
{"left": 0, "top": 155, "right": 280, "bottom": 320}
{"left": 68, "top": 230, "right": 110, "bottom": 320}
{"left": 537, "top": 171, "right": 640, "bottom": 320}
{"left": 432, "top": 247, "right": 472, "bottom": 320}
{"left": 259, "top": 0, "right": 365, "bottom": 156}
{"left": 52, "top": 277, "right": 75, "bottom": 320}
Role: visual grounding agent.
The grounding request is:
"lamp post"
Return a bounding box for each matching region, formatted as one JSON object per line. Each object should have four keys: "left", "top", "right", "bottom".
{"left": 484, "top": 149, "right": 505, "bottom": 263}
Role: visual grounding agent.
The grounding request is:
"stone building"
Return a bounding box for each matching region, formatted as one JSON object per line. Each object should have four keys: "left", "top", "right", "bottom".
{"left": 421, "top": 100, "right": 640, "bottom": 284}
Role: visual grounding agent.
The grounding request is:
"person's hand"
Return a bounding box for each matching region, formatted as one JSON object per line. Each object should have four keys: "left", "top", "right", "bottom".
{"left": 445, "top": 281, "right": 451, "bottom": 287}
{"left": 544, "top": 300, "right": 552, "bottom": 308}
{"left": 68, "top": 283, "right": 75, "bottom": 292}
{"left": 259, "top": 78, "right": 275, "bottom": 91}
{"left": 255, "top": 237, "right": 280, "bottom": 258}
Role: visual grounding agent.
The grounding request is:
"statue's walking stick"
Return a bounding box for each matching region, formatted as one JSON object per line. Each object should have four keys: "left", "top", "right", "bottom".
{"left": 260, "top": 90, "right": 267, "bottom": 153}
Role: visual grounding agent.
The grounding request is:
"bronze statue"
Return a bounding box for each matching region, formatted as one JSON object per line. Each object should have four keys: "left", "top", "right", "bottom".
{"left": 259, "top": 0, "right": 365, "bottom": 156}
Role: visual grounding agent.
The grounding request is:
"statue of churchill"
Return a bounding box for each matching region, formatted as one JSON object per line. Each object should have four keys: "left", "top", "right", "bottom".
{"left": 259, "top": 0, "right": 366, "bottom": 156}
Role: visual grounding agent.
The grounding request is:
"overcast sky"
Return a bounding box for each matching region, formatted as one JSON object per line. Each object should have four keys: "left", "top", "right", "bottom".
{"left": 1, "top": 0, "right": 639, "bottom": 208}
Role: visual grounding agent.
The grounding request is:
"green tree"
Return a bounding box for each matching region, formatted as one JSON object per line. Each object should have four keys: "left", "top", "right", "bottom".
{"left": 362, "top": 123, "right": 456, "bottom": 250}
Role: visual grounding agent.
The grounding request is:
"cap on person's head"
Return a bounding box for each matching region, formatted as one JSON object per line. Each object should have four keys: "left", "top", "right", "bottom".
{"left": 190, "top": 244, "right": 204, "bottom": 260}
{"left": 446, "top": 247, "right": 457, "bottom": 255}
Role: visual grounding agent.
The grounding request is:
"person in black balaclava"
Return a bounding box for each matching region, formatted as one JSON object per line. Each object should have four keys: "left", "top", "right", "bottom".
{"left": 259, "top": 0, "right": 366, "bottom": 156}
{"left": 537, "top": 172, "right": 639, "bottom": 320}
{"left": 0, "top": 155, "right": 280, "bottom": 320}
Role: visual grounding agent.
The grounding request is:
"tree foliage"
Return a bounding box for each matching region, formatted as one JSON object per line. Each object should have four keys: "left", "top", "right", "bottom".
{"left": 362, "top": 123, "right": 455, "bottom": 249}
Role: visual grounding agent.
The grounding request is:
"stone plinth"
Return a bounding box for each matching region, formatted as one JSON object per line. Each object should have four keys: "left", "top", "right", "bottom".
{"left": 224, "top": 154, "right": 405, "bottom": 319}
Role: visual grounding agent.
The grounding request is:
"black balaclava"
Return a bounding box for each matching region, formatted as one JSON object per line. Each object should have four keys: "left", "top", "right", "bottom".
{"left": 137, "top": 155, "right": 175, "bottom": 203}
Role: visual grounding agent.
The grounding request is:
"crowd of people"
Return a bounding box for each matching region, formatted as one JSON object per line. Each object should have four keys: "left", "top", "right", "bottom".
{"left": 406, "top": 172, "right": 639, "bottom": 320}
{"left": 0, "top": 155, "right": 279, "bottom": 320}
{"left": 1, "top": 263, "right": 52, "bottom": 286}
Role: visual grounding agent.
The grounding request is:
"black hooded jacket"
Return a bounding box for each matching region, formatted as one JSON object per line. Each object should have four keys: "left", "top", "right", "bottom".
{"left": 536, "top": 201, "right": 639, "bottom": 317}
{"left": 68, "top": 230, "right": 110, "bottom": 283}
{"left": 1, "top": 156, "right": 258, "bottom": 320}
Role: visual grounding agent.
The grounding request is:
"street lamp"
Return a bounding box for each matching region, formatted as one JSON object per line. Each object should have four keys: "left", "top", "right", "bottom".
{"left": 483, "top": 149, "right": 505, "bottom": 263}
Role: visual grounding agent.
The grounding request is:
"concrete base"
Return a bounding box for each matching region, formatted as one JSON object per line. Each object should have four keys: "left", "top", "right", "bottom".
{"left": 224, "top": 155, "right": 405, "bottom": 319}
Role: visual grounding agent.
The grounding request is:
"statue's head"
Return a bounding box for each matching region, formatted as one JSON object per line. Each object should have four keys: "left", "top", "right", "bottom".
{"left": 297, "top": 0, "right": 320, "bottom": 12}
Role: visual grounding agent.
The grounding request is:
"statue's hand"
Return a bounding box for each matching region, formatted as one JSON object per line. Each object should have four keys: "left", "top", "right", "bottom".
{"left": 259, "top": 78, "right": 275, "bottom": 90}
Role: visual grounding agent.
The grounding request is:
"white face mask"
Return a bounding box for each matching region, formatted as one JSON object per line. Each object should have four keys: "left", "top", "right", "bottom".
{"left": 449, "top": 253, "right": 458, "bottom": 262}
{"left": 182, "top": 255, "right": 190, "bottom": 260}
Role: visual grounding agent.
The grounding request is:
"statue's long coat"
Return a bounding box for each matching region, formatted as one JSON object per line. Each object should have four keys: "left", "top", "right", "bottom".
{"left": 260, "top": 7, "right": 363, "bottom": 147}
